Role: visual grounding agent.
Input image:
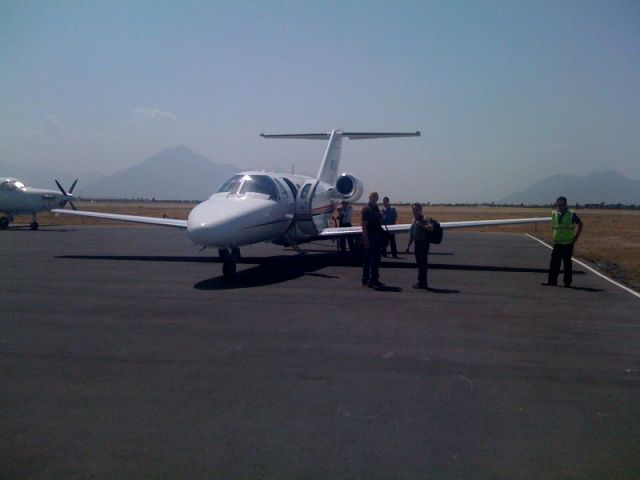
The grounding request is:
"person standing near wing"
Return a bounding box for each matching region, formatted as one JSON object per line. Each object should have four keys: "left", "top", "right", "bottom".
{"left": 543, "top": 196, "right": 584, "bottom": 287}
{"left": 406, "top": 203, "right": 434, "bottom": 290}
{"left": 381, "top": 196, "right": 398, "bottom": 258}
{"left": 361, "top": 192, "right": 384, "bottom": 288}
{"left": 337, "top": 200, "right": 355, "bottom": 253}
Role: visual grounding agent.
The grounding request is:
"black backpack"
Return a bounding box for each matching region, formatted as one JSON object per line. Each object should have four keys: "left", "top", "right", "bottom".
{"left": 428, "top": 219, "right": 443, "bottom": 244}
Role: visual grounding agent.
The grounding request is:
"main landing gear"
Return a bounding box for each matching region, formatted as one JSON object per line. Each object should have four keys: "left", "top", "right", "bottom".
{"left": 1, "top": 214, "right": 15, "bottom": 229}
{"left": 0, "top": 215, "right": 38, "bottom": 229}
{"left": 219, "top": 247, "right": 241, "bottom": 278}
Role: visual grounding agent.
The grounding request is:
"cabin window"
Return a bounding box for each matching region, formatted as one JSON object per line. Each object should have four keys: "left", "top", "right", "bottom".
{"left": 300, "top": 183, "right": 312, "bottom": 200}
{"left": 282, "top": 178, "right": 298, "bottom": 199}
{"left": 1, "top": 180, "right": 25, "bottom": 191}
{"left": 274, "top": 179, "right": 288, "bottom": 198}
{"left": 217, "top": 175, "right": 243, "bottom": 194}
{"left": 217, "top": 174, "right": 278, "bottom": 200}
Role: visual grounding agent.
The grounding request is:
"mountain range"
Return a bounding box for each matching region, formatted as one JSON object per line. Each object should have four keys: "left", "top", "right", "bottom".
{"left": 77, "top": 146, "right": 240, "bottom": 201}
{"left": 4, "top": 149, "right": 638, "bottom": 204}
{"left": 500, "top": 170, "right": 640, "bottom": 205}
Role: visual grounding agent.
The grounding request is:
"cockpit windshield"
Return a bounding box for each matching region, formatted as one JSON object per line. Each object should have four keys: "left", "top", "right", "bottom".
{"left": 216, "top": 174, "right": 278, "bottom": 200}
{"left": 0, "top": 179, "right": 26, "bottom": 191}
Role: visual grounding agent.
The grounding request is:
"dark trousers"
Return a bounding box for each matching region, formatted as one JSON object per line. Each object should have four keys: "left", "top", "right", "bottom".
{"left": 548, "top": 242, "right": 574, "bottom": 286}
{"left": 338, "top": 222, "right": 355, "bottom": 253}
{"left": 415, "top": 242, "right": 430, "bottom": 286}
{"left": 382, "top": 231, "right": 397, "bottom": 257}
{"left": 362, "top": 234, "right": 381, "bottom": 283}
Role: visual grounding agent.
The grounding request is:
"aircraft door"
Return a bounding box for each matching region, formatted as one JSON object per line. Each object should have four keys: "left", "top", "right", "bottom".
{"left": 294, "top": 179, "right": 319, "bottom": 236}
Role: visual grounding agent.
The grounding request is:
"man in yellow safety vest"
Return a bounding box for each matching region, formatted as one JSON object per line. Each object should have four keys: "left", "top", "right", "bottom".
{"left": 543, "top": 196, "right": 584, "bottom": 287}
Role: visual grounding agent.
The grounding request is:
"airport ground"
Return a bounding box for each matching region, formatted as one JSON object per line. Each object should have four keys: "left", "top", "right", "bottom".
{"left": 1, "top": 224, "right": 639, "bottom": 478}
{"left": 11, "top": 200, "right": 640, "bottom": 293}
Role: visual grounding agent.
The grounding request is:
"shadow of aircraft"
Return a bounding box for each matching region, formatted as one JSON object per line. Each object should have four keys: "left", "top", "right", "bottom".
{"left": 58, "top": 251, "right": 575, "bottom": 291}
{"left": 3, "top": 226, "right": 79, "bottom": 232}
{"left": 194, "top": 255, "right": 341, "bottom": 290}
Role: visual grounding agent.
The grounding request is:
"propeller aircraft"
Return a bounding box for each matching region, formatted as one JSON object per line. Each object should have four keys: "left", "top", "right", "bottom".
{"left": 0, "top": 177, "right": 78, "bottom": 230}
{"left": 52, "top": 130, "right": 550, "bottom": 277}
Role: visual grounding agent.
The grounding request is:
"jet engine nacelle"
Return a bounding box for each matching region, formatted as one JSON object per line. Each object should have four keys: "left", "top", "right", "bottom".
{"left": 335, "top": 173, "right": 364, "bottom": 203}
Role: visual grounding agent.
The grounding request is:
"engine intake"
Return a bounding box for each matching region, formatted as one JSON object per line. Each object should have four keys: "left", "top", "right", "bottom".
{"left": 335, "top": 173, "right": 363, "bottom": 202}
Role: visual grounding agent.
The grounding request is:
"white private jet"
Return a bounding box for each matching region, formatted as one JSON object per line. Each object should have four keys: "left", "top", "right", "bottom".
{"left": 52, "top": 130, "right": 550, "bottom": 276}
{"left": 0, "top": 177, "right": 78, "bottom": 230}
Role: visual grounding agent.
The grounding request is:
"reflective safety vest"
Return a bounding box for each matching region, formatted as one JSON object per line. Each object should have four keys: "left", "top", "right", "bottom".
{"left": 552, "top": 209, "right": 575, "bottom": 245}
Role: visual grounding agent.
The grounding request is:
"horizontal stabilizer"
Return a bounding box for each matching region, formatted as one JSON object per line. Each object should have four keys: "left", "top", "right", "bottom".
{"left": 260, "top": 131, "right": 420, "bottom": 140}
{"left": 343, "top": 131, "right": 421, "bottom": 140}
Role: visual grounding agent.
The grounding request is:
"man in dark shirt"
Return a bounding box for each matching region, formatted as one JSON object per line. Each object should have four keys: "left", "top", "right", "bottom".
{"left": 406, "top": 203, "right": 434, "bottom": 289}
{"left": 361, "top": 191, "right": 384, "bottom": 288}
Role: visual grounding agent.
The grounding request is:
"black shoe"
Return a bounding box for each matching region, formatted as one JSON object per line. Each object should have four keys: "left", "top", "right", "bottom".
{"left": 413, "top": 283, "right": 428, "bottom": 289}
{"left": 371, "top": 280, "right": 385, "bottom": 288}
{"left": 392, "top": 255, "right": 398, "bottom": 259}
{"left": 541, "top": 282, "right": 557, "bottom": 286}
{"left": 362, "top": 280, "right": 371, "bottom": 288}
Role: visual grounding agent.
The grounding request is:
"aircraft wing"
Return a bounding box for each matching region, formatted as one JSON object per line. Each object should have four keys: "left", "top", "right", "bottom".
{"left": 50, "top": 209, "right": 188, "bottom": 229}
{"left": 318, "top": 217, "right": 550, "bottom": 237}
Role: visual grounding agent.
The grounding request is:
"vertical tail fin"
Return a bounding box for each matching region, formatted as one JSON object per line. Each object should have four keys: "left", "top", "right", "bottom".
{"left": 317, "top": 130, "right": 342, "bottom": 184}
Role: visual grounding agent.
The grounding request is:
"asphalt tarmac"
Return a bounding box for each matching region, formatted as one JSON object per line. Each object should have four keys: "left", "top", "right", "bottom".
{"left": 1, "top": 226, "right": 639, "bottom": 479}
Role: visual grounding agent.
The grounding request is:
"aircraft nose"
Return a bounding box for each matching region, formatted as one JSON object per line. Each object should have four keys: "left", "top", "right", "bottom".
{"left": 186, "top": 197, "right": 274, "bottom": 247}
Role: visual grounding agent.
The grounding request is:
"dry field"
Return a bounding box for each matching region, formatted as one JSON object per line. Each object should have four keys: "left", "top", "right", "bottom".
{"left": 11, "top": 201, "right": 640, "bottom": 292}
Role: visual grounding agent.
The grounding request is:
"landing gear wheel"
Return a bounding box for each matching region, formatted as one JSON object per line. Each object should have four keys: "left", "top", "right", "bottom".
{"left": 30, "top": 221, "right": 39, "bottom": 230}
{"left": 0, "top": 217, "right": 9, "bottom": 229}
{"left": 231, "top": 247, "right": 241, "bottom": 259}
{"left": 222, "top": 257, "right": 237, "bottom": 277}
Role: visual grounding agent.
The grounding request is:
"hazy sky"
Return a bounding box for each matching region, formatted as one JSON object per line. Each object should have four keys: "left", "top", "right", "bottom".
{"left": 1, "top": 0, "right": 638, "bottom": 202}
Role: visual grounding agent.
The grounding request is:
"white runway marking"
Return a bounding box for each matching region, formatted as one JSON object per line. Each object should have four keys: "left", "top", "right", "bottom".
{"left": 526, "top": 233, "right": 640, "bottom": 300}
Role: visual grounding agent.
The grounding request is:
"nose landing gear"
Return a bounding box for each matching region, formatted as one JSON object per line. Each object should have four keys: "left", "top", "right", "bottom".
{"left": 30, "top": 213, "right": 39, "bottom": 230}
{"left": 219, "top": 247, "right": 241, "bottom": 278}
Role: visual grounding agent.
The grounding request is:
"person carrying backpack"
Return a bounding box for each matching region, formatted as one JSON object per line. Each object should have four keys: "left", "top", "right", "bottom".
{"left": 406, "top": 203, "right": 442, "bottom": 290}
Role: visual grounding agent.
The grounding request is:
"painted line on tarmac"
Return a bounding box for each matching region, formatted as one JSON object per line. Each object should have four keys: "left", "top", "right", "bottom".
{"left": 526, "top": 233, "right": 640, "bottom": 300}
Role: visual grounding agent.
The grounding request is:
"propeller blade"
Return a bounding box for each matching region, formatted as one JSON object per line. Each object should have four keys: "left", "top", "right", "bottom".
{"left": 55, "top": 179, "right": 67, "bottom": 196}
{"left": 69, "top": 201, "right": 77, "bottom": 211}
{"left": 69, "top": 179, "right": 78, "bottom": 194}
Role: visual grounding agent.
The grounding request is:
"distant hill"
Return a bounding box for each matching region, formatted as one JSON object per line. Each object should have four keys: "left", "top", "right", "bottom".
{"left": 79, "top": 146, "right": 240, "bottom": 201}
{"left": 500, "top": 170, "right": 640, "bottom": 205}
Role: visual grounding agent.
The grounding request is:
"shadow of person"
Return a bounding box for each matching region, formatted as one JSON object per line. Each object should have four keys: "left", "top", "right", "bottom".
{"left": 371, "top": 285, "right": 403, "bottom": 293}
{"left": 564, "top": 286, "right": 604, "bottom": 292}
{"left": 425, "top": 287, "right": 460, "bottom": 294}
